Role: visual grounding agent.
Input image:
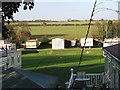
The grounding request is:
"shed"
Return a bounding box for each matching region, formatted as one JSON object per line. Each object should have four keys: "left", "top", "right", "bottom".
{"left": 80, "top": 38, "right": 93, "bottom": 47}
{"left": 52, "top": 38, "right": 65, "bottom": 49}
{"left": 2, "top": 68, "right": 58, "bottom": 89}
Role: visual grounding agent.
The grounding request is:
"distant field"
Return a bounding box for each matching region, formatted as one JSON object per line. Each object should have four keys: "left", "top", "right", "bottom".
{"left": 10, "top": 20, "right": 112, "bottom": 25}
{"left": 10, "top": 20, "right": 110, "bottom": 40}
{"left": 22, "top": 48, "right": 105, "bottom": 88}
{"left": 30, "top": 25, "right": 96, "bottom": 40}
{"left": 10, "top": 21, "right": 93, "bottom": 25}
{"left": 28, "top": 21, "right": 95, "bottom": 25}
{"left": 10, "top": 20, "right": 114, "bottom": 40}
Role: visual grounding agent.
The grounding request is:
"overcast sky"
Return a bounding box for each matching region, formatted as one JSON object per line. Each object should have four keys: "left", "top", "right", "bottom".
{"left": 13, "top": 0, "right": 119, "bottom": 21}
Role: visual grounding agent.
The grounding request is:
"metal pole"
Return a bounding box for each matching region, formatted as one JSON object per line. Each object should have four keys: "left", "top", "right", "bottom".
{"left": 0, "top": 1, "right": 2, "bottom": 39}
{"left": 0, "top": 1, "right": 2, "bottom": 90}
{"left": 78, "top": 0, "right": 98, "bottom": 71}
{"left": 118, "top": 1, "right": 120, "bottom": 20}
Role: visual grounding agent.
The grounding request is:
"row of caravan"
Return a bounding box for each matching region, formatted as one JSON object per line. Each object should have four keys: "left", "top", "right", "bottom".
{"left": 25, "top": 38, "right": 94, "bottom": 49}
{"left": 52, "top": 38, "right": 93, "bottom": 49}
{"left": 25, "top": 38, "right": 120, "bottom": 49}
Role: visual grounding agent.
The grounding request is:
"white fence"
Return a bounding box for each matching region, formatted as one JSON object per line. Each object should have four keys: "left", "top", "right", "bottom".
{"left": 85, "top": 73, "right": 104, "bottom": 87}
{"left": 66, "top": 71, "right": 104, "bottom": 89}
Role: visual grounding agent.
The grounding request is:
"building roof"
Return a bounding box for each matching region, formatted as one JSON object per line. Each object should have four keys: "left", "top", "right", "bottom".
{"left": 104, "top": 44, "right": 120, "bottom": 61}
{"left": 2, "top": 68, "right": 58, "bottom": 89}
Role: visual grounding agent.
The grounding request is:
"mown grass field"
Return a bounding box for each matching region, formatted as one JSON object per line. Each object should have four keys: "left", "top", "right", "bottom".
{"left": 12, "top": 20, "right": 111, "bottom": 40}
{"left": 20, "top": 21, "right": 105, "bottom": 87}
{"left": 30, "top": 25, "right": 95, "bottom": 40}
{"left": 12, "top": 20, "right": 117, "bottom": 40}
{"left": 22, "top": 48, "right": 105, "bottom": 88}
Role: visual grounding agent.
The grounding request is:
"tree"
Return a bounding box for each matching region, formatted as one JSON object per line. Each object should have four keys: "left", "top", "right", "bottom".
{"left": 114, "top": 21, "right": 120, "bottom": 38}
{"left": 2, "top": 25, "right": 9, "bottom": 39}
{"left": 16, "top": 22, "right": 31, "bottom": 43}
{"left": 90, "top": 20, "right": 106, "bottom": 41}
{"left": 107, "top": 20, "right": 116, "bottom": 38}
{"left": 2, "top": 0, "right": 34, "bottom": 22}
{"left": 42, "top": 22, "right": 47, "bottom": 26}
{"left": 1, "top": 0, "right": 34, "bottom": 40}
{"left": 5, "top": 24, "right": 16, "bottom": 42}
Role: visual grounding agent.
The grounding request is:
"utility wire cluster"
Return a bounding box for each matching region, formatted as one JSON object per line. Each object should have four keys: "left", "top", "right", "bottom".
{"left": 78, "top": 0, "right": 120, "bottom": 71}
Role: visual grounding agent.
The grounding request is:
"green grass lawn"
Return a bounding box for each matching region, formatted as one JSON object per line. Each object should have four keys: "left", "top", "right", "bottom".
{"left": 30, "top": 26, "right": 95, "bottom": 40}
{"left": 22, "top": 48, "right": 105, "bottom": 88}
{"left": 11, "top": 21, "right": 97, "bottom": 40}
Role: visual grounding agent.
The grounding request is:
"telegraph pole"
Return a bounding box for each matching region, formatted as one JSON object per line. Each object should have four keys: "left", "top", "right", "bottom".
{"left": 0, "top": 1, "right": 2, "bottom": 39}
{"left": 0, "top": 1, "right": 2, "bottom": 90}
{"left": 118, "top": 1, "right": 120, "bottom": 20}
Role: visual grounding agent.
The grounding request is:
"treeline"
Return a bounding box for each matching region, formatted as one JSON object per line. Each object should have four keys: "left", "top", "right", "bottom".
{"left": 90, "top": 20, "right": 120, "bottom": 41}
{"left": 13, "top": 23, "right": 94, "bottom": 26}
{"left": 15, "top": 19, "right": 84, "bottom": 22}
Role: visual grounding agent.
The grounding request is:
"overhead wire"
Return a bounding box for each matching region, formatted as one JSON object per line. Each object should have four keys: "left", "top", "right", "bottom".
{"left": 78, "top": 0, "right": 98, "bottom": 71}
